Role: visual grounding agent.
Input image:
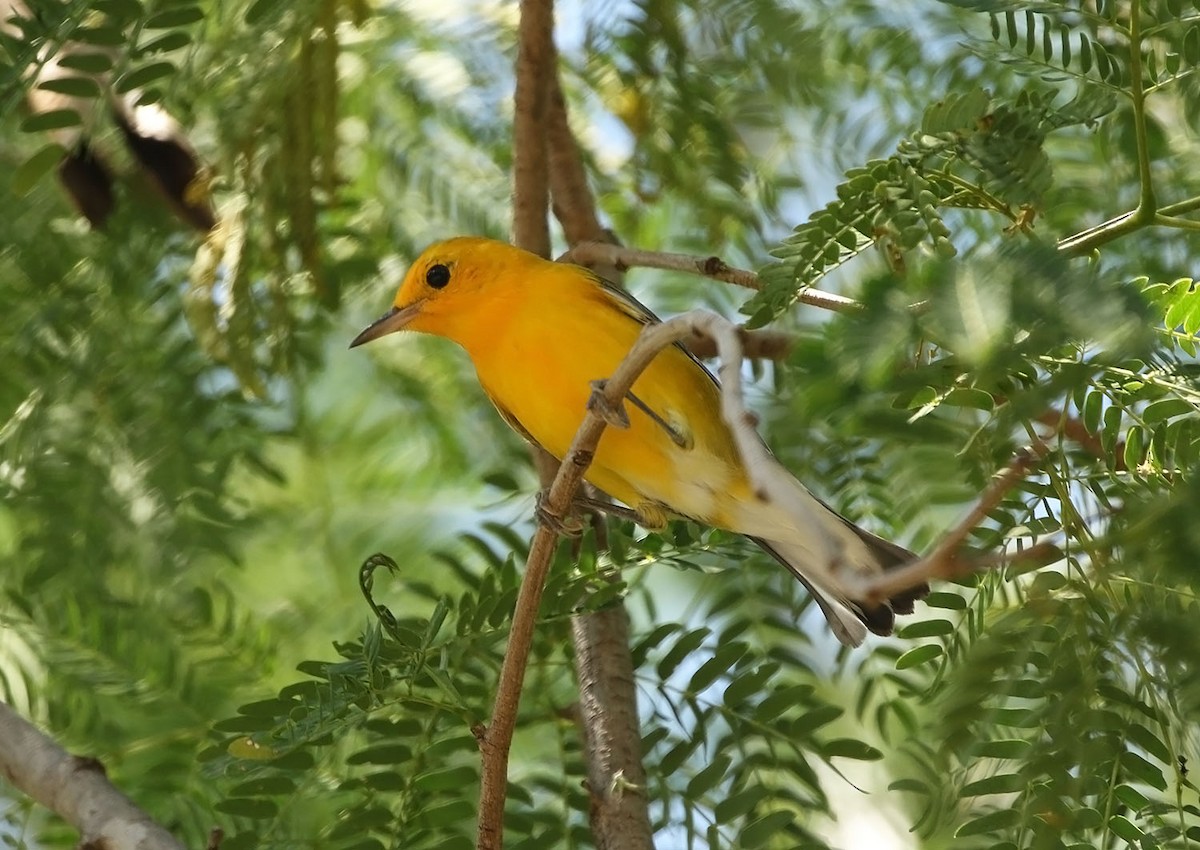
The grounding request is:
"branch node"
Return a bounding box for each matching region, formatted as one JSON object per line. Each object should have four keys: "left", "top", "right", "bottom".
{"left": 609, "top": 768, "right": 643, "bottom": 798}
{"left": 71, "top": 755, "right": 107, "bottom": 777}
{"left": 535, "top": 491, "right": 585, "bottom": 537}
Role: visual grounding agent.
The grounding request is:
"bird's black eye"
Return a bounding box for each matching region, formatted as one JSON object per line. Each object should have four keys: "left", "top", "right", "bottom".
{"left": 426, "top": 263, "right": 451, "bottom": 289}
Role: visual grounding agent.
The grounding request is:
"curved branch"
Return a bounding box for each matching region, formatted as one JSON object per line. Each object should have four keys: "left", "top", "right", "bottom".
{"left": 0, "top": 701, "right": 188, "bottom": 850}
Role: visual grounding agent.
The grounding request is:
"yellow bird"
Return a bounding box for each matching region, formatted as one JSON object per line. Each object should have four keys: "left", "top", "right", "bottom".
{"left": 352, "top": 237, "right": 924, "bottom": 645}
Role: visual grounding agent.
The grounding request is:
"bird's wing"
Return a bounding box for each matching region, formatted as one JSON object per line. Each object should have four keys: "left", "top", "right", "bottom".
{"left": 483, "top": 387, "right": 544, "bottom": 450}
{"left": 588, "top": 273, "right": 721, "bottom": 391}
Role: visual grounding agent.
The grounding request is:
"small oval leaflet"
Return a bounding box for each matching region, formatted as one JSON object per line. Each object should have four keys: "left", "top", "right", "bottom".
{"left": 116, "top": 61, "right": 177, "bottom": 93}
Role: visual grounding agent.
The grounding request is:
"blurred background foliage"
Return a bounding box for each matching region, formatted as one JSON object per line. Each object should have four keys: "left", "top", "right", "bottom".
{"left": 2, "top": 0, "right": 1200, "bottom": 848}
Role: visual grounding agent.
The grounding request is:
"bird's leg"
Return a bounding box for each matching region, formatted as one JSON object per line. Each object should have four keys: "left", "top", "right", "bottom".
{"left": 587, "top": 380, "right": 631, "bottom": 429}
{"left": 535, "top": 490, "right": 586, "bottom": 537}
{"left": 560, "top": 495, "right": 672, "bottom": 532}
{"left": 623, "top": 390, "right": 691, "bottom": 448}
{"left": 571, "top": 496, "right": 644, "bottom": 524}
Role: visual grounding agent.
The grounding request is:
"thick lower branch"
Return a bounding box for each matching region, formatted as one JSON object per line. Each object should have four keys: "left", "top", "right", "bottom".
{"left": 570, "top": 606, "right": 655, "bottom": 850}
{"left": 0, "top": 702, "right": 187, "bottom": 850}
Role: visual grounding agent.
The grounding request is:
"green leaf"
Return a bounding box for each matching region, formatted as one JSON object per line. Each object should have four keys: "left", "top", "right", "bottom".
{"left": 20, "top": 110, "right": 82, "bottom": 133}
{"left": 228, "top": 776, "right": 297, "bottom": 796}
{"left": 943, "top": 387, "right": 995, "bottom": 410}
{"left": 1120, "top": 751, "right": 1166, "bottom": 790}
{"left": 897, "top": 618, "right": 953, "bottom": 638}
{"left": 1124, "top": 426, "right": 1144, "bottom": 471}
{"left": 362, "top": 770, "right": 405, "bottom": 791}
{"left": 92, "top": 0, "right": 143, "bottom": 17}
{"left": 714, "top": 786, "right": 770, "bottom": 823}
{"left": 347, "top": 744, "right": 413, "bottom": 765}
{"left": 212, "top": 715, "right": 277, "bottom": 732}
{"left": 1142, "top": 398, "right": 1193, "bottom": 424}
{"left": 656, "top": 627, "right": 711, "bottom": 680}
{"left": 58, "top": 52, "right": 115, "bottom": 73}
{"left": 417, "top": 798, "right": 475, "bottom": 827}
{"left": 74, "top": 26, "right": 124, "bottom": 45}
{"left": 1103, "top": 404, "right": 1123, "bottom": 456}
{"left": 821, "top": 738, "right": 882, "bottom": 761}
{"left": 686, "top": 754, "right": 731, "bottom": 798}
{"left": 738, "top": 811, "right": 795, "bottom": 848}
{"left": 1083, "top": 390, "right": 1104, "bottom": 434}
{"left": 36, "top": 77, "right": 101, "bottom": 98}
{"left": 214, "top": 798, "right": 279, "bottom": 819}
{"left": 956, "top": 808, "right": 1020, "bottom": 837}
{"left": 1107, "top": 815, "right": 1143, "bottom": 842}
{"left": 960, "top": 773, "right": 1024, "bottom": 797}
{"left": 989, "top": 708, "right": 1037, "bottom": 728}
{"left": 412, "top": 765, "right": 478, "bottom": 792}
{"left": 687, "top": 642, "right": 746, "bottom": 693}
{"left": 796, "top": 705, "right": 843, "bottom": 732}
{"left": 1164, "top": 280, "right": 1196, "bottom": 329}
{"left": 896, "top": 644, "right": 943, "bottom": 669}
{"left": 974, "top": 739, "right": 1030, "bottom": 759}
{"left": 924, "top": 591, "right": 967, "bottom": 610}
{"left": 11, "top": 144, "right": 66, "bottom": 196}
{"left": 115, "top": 62, "right": 177, "bottom": 93}
{"left": 722, "top": 663, "right": 777, "bottom": 707}
{"left": 660, "top": 737, "right": 702, "bottom": 775}
{"left": 1114, "top": 783, "right": 1149, "bottom": 811}
{"left": 1126, "top": 723, "right": 1171, "bottom": 763}
{"left": 237, "top": 697, "right": 295, "bottom": 716}
{"left": 143, "top": 6, "right": 205, "bottom": 28}
{"left": 137, "top": 31, "right": 192, "bottom": 55}
{"left": 245, "top": 0, "right": 287, "bottom": 24}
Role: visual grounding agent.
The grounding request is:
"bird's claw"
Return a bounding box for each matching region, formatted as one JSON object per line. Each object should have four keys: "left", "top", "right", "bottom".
{"left": 535, "top": 490, "right": 586, "bottom": 537}
{"left": 588, "top": 380, "right": 631, "bottom": 429}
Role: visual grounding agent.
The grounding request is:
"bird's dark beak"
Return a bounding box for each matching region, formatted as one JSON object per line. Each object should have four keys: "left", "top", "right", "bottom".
{"left": 349, "top": 301, "right": 423, "bottom": 348}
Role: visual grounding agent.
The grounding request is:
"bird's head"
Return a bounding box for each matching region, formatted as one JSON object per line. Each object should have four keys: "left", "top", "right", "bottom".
{"left": 350, "top": 236, "right": 519, "bottom": 348}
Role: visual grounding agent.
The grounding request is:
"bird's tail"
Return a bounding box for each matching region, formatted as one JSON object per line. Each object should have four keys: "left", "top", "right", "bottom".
{"left": 753, "top": 506, "right": 927, "bottom": 647}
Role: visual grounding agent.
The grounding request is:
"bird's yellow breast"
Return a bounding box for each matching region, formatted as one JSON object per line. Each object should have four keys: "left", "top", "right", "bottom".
{"left": 451, "top": 262, "right": 746, "bottom": 523}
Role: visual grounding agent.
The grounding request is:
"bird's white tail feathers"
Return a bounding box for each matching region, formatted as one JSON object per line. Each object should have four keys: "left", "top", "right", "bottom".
{"left": 753, "top": 537, "right": 872, "bottom": 647}
{"left": 739, "top": 478, "right": 917, "bottom": 647}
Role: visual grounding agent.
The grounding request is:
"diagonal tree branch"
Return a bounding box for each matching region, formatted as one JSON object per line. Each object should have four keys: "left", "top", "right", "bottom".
{"left": 858, "top": 440, "right": 1052, "bottom": 603}
{"left": 0, "top": 701, "right": 189, "bottom": 850}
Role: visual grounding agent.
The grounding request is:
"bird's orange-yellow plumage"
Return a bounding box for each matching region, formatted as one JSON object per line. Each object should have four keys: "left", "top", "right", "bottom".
{"left": 352, "top": 237, "right": 923, "bottom": 645}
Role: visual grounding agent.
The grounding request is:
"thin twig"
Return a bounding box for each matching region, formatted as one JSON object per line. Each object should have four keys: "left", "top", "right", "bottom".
{"left": 1034, "top": 408, "right": 1125, "bottom": 471}
{"left": 685, "top": 327, "right": 793, "bottom": 360}
{"left": 0, "top": 701, "right": 187, "bottom": 850}
{"left": 860, "top": 440, "right": 1051, "bottom": 603}
{"left": 559, "top": 242, "right": 868, "bottom": 314}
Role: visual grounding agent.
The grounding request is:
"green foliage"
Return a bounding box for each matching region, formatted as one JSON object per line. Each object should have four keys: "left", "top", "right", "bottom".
{"left": 746, "top": 85, "right": 1118, "bottom": 325}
